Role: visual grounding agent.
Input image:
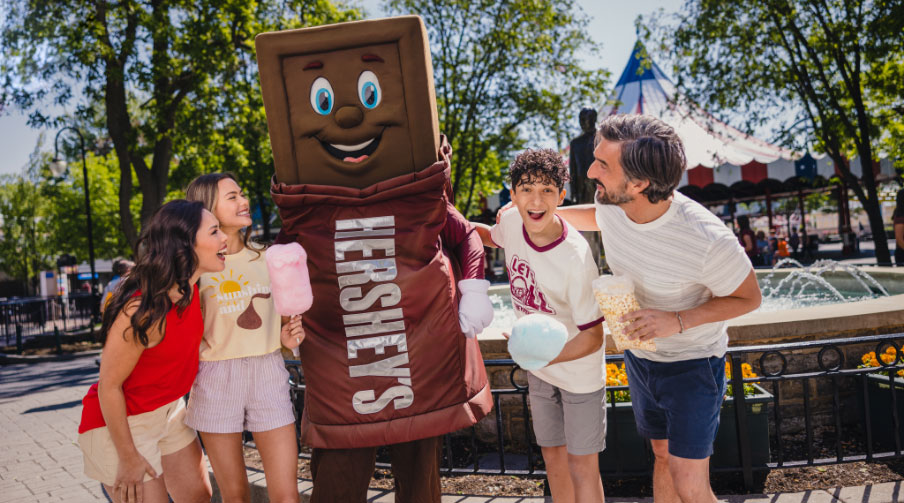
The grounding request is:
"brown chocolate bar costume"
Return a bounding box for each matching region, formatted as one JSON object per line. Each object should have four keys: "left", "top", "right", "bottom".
{"left": 256, "top": 16, "right": 492, "bottom": 501}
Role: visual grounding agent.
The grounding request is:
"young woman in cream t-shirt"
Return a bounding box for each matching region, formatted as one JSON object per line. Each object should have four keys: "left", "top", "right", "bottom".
{"left": 185, "top": 173, "right": 304, "bottom": 503}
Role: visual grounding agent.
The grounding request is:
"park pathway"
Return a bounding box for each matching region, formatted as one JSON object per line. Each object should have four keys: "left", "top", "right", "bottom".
{"left": 0, "top": 356, "right": 106, "bottom": 502}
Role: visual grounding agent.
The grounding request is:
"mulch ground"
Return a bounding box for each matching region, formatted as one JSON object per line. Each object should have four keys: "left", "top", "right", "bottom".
{"left": 242, "top": 446, "right": 904, "bottom": 497}
{"left": 762, "top": 460, "right": 904, "bottom": 493}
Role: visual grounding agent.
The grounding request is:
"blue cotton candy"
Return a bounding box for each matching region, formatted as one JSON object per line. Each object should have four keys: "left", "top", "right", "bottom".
{"left": 507, "top": 314, "right": 569, "bottom": 371}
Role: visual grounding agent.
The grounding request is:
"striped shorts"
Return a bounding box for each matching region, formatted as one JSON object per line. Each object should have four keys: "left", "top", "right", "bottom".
{"left": 185, "top": 349, "right": 296, "bottom": 434}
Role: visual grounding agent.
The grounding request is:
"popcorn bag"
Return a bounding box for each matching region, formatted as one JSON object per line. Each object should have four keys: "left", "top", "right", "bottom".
{"left": 592, "top": 274, "right": 656, "bottom": 352}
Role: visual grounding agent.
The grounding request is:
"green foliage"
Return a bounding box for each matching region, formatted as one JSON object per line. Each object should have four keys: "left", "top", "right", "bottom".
{"left": 39, "top": 151, "right": 138, "bottom": 262}
{"left": 2, "top": 0, "right": 361, "bottom": 249}
{"left": 0, "top": 172, "right": 51, "bottom": 293}
{"left": 173, "top": 2, "right": 362, "bottom": 240}
{"left": 771, "top": 190, "right": 835, "bottom": 214}
{"left": 866, "top": 50, "right": 904, "bottom": 174}
{"left": 651, "top": 0, "right": 904, "bottom": 264}
{"left": 386, "top": 0, "right": 609, "bottom": 216}
{"left": 0, "top": 144, "right": 134, "bottom": 292}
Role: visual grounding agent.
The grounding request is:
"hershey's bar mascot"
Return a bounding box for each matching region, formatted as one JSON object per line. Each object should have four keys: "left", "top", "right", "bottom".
{"left": 256, "top": 16, "right": 494, "bottom": 502}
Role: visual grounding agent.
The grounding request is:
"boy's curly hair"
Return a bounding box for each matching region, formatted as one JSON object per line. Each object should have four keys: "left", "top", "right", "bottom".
{"left": 508, "top": 148, "right": 570, "bottom": 190}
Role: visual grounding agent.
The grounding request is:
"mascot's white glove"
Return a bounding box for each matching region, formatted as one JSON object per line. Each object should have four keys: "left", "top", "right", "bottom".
{"left": 458, "top": 279, "right": 493, "bottom": 338}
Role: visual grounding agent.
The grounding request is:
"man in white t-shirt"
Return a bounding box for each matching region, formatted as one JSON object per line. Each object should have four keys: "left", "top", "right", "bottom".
{"left": 474, "top": 149, "right": 607, "bottom": 503}
{"left": 557, "top": 115, "right": 762, "bottom": 503}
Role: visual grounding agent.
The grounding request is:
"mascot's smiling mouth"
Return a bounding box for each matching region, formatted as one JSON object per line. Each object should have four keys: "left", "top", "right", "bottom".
{"left": 319, "top": 131, "right": 382, "bottom": 163}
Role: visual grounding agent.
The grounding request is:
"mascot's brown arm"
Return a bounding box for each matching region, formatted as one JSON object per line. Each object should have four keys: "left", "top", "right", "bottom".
{"left": 438, "top": 133, "right": 484, "bottom": 281}
{"left": 274, "top": 229, "right": 293, "bottom": 245}
{"left": 442, "top": 203, "right": 485, "bottom": 280}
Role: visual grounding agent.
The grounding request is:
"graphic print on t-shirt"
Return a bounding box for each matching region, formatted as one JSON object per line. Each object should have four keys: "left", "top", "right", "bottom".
{"left": 508, "top": 255, "right": 556, "bottom": 315}
{"left": 202, "top": 269, "right": 272, "bottom": 329}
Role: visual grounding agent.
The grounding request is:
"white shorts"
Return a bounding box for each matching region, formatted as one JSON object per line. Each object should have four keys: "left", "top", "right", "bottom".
{"left": 185, "top": 350, "right": 295, "bottom": 433}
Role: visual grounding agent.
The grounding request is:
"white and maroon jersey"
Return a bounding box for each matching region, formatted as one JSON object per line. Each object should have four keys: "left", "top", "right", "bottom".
{"left": 491, "top": 210, "right": 605, "bottom": 393}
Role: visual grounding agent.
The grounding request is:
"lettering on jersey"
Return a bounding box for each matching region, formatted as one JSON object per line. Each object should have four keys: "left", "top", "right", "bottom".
{"left": 334, "top": 216, "right": 413, "bottom": 415}
{"left": 507, "top": 255, "right": 555, "bottom": 315}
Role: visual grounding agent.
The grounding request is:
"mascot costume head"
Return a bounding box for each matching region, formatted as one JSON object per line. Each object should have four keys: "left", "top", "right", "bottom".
{"left": 257, "top": 16, "right": 492, "bottom": 450}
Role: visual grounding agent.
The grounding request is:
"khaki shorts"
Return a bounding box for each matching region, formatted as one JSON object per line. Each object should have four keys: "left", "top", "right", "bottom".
{"left": 78, "top": 397, "right": 197, "bottom": 486}
{"left": 528, "top": 373, "right": 607, "bottom": 455}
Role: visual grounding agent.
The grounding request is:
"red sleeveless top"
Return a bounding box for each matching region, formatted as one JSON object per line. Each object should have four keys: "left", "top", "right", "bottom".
{"left": 78, "top": 285, "right": 203, "bottom": 433}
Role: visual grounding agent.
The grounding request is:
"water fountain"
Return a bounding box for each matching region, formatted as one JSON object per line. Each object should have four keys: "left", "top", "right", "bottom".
{"left": 481, "top": 261, "right": 904, "bottom": 347}
{"left": 762, "top": 259, "right": 890, "bottom": 300}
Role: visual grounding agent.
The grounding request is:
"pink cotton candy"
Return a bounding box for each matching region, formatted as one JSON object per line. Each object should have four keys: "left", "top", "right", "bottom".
{"left": 266, "top": 242, "right": 313, "bottom": 316}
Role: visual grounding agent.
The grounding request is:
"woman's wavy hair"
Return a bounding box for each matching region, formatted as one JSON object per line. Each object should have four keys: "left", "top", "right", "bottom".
{"left": 185, "top": 172, "right": 262, "bottom": 259}
{"left": 100, "top": 199, "right": 205, "bottom": 347}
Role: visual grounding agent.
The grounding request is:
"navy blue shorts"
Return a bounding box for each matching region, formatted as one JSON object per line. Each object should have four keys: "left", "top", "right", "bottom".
{"left": 623, "top": 350, "right": 726, "bottom": 460}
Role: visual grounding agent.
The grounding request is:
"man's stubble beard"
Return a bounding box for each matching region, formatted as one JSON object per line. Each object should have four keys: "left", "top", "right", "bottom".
{"left": 594, "top": 181, "right": 634, "bottom": 205}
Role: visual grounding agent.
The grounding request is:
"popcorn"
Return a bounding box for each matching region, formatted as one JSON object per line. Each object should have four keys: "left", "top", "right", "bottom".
{"left": 592, "top": 274, "right": 656, "bottom": 352}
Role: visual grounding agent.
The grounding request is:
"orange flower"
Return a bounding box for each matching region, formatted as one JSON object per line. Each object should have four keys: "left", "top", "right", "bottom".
{"left": 881, "top": 353, "right": 896, "bottom": 364}
{"left": 886, "top": 347, "right": 897, "bottom": 356}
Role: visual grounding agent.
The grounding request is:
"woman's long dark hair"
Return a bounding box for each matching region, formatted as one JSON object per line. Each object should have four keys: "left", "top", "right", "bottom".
{"left": 101, "top": 199, "right": 205, "bottom": 347}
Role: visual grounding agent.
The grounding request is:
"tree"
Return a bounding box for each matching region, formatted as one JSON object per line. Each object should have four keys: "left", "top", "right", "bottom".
{"left": 386, "top": 0, "right": 609, "bottom": 216}
{"left": 172, "top": 3, "right": 361, "bottom": 241}
{"left": 40, "top": 148, "right": 138, "bottom": 262}
{"left": 0, "top": 141, "right": 136, "bottom": 294}
{"left": 651, "top": 0, "right": 904, "bottom": 264}
{"left": 2, "top": 0, "right": 361, "bottom": 250}
{"left": 0, "top": 173, "right": 48, "bottom": 295}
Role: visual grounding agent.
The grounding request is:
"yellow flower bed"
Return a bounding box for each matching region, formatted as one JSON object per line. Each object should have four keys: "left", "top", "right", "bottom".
{"left": 858, "top": 347, "right": 904, "bottom": 378}
{"left": 604, "top": 360, "right": 761, "bottom": 402}
{"left": 606, "top": 362, "right": 631, "bottom": 403}
{"left": 725, "top": 360, "right": 759, "bottom": 397}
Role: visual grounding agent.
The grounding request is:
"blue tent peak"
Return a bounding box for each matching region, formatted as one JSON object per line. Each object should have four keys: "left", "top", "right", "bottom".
{"left": 615, "top": 41, "right": 670, "bottom": 87}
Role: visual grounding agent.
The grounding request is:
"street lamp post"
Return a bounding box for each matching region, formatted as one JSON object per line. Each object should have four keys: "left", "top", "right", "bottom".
{"left": 50, "top": 127, "right": 98, "bottom": 300}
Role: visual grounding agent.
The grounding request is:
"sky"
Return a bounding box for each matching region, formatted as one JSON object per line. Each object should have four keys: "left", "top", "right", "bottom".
{"left": 0, "top": 0, "right": 685, "bottom": 176}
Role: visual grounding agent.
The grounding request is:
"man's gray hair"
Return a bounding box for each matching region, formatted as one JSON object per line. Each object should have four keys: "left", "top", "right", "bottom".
{"left": 596, "top": 114, "right": 686, "bottom": 204}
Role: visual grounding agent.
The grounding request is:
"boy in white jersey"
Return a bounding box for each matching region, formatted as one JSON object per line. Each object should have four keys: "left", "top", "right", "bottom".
{"left": 554, "top": 115, "right": 762, "bottom": 503}
{"left": 473, "top": 149, "right": 606, "bottom": 503}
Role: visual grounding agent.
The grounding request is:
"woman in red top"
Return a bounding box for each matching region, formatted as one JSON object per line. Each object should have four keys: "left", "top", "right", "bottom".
{"left": 77, "top": 200, "right": 227, "bottom": 503}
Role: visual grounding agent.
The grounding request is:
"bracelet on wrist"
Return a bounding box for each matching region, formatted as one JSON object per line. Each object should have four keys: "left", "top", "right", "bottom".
{"left": 675, "top": 311, "right": 685, "bottom": 333}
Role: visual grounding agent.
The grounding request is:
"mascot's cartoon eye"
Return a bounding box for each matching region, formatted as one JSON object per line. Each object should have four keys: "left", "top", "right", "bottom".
{"left": 310, "top": 77, "right": 334, "bottom": 115}
{"left": 357, "top": 71, "right": 381, "bottom": 109}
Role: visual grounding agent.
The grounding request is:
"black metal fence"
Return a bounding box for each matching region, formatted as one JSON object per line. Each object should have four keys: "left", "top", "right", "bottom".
{"left": 0, "top": 294, "right": 97, "bottom": 351}
{"left": 281, "top": 331, "right": 904, "bottom": 492}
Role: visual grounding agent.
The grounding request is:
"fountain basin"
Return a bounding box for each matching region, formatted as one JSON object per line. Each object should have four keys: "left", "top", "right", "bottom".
{"left": 478, "top": 266, "right": 904, "bottom": 352}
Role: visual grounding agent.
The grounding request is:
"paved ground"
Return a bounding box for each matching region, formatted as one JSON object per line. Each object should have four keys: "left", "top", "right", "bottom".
{"left": 3, "top": 356, "right": 904, "bottom": 503}
{"left": 0, "top": 356, "right": 106, "bottom": 502}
